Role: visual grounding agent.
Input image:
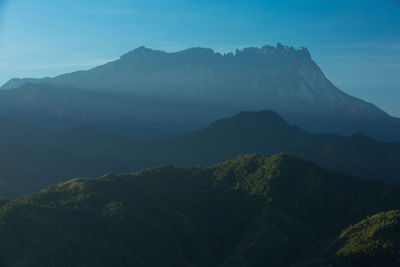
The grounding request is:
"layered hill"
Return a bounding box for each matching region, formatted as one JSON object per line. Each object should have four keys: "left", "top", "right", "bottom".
{"left": 1, "top": 110, "right": 400, "bottom": 199}
{"left": 2, "top": 44, "right": 399, "bottom": 140}
{"left": 159, "top": 111, "right": 400, "bottom": 185}
{"left": 0, "top": 154, "right": 399, "bottom": 266}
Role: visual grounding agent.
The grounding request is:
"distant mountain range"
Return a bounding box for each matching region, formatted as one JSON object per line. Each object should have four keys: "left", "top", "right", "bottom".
{"left": 0, "top": 83, "right": 238, "bottom": 138}
{"left": 1, "top": 110, "right": 399, "bottom": 199}
{"left": 1, "top": 154, "right": 399, "bottom": 266}
{"left": 2, "top": 44, "right": 400, "bottom": 140}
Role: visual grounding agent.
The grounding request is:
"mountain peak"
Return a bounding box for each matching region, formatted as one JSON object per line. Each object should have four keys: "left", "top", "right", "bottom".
{"left": 180, "top": 47, "right": 216, "bottom": 54}
{"left": 274, "top": 42, "right": 294, "bottom": 51}
{"left": 235, "top": 43, "right": 310, "bottom": 60}
{"left": 206, "top": 110, "right": 291, "bottom": 134}
{"left": 119, "top": 46, "right": 161, "bottom": 60}
{"left": 230, "top": 110, "right": 289, "bottom": 127}
{"left": 132, "top": 45, "right": 153, "bottom": 53}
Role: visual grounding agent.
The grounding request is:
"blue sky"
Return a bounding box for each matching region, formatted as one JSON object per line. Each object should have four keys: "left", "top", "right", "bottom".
{"left": 0, "top": 0, "right": 399, "bottom": 116}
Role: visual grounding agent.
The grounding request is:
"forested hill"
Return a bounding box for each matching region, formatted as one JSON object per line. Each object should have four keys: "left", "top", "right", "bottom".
{"left": 0, "top": 154, "right": 399, "bottom": 266}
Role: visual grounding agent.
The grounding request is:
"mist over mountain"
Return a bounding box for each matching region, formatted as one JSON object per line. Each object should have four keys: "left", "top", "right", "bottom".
{"left": 2, "top": 43, "right": 399, "bottom": 140}
{"left": 0, "top": 83, "right": 239, "bottom": 138}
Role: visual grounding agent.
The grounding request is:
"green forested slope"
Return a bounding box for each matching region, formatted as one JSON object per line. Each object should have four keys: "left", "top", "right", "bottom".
{"left": 334, "top": 210, "right": 400, "bottom": 266}
{"left": 0, "top": 154, "right": 399, "bottom": 266}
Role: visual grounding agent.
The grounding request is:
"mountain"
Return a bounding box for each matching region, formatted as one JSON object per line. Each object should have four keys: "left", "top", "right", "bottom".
{"left": 0, "top": 154, "right": 399, "bottom": 266}
{"left": 0, "top": 45, "right": 375, "bottom": 109}
{"left": 1, "top": 109, "right": 400, "bottom": 199}
{"left": 157, "top": 110, "right": 336, "bottom": 165}
{"left": 2, "top": 44, "right": 400, "bottom": 140}
{"left": 158, "top": 110, "right": 400, "bottom": 185}
{"left": 0, "top": 83, "right": 239, "bottom": 137}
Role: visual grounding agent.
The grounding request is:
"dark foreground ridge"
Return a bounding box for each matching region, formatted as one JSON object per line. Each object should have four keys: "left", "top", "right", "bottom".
{"left": 0, "top": 154, "right": 399, "bottom": 266}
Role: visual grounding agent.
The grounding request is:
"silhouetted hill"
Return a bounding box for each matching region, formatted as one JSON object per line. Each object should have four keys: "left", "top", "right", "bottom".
{"left": 1, "top": 110, "right": 400, "bottom": 199}
{"left": 158, "top": 110, "right": 336, "bottom": 165}
{"left": 2, "top": 44, "right": 400, "bottom": 140}
{"left": 0, "top": 154, "right": 399, "bottom": 266}
{"left": 159, "top": 111, "right": 400, "bottom": 184}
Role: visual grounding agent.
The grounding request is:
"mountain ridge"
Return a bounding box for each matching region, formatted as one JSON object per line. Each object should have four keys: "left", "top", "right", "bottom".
{"left": 0, "top": 44, "right": 358, "bottom": 108}
{"left": 0, "top": 153, "right": 399, "bottom": 266}
{"left": 2, "top": 43, "right": 398, "bottom": 140}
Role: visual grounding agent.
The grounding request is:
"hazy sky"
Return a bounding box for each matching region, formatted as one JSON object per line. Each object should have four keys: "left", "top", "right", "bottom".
{"left": 0, "top": 0, "right": 399, "bottom": 116}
